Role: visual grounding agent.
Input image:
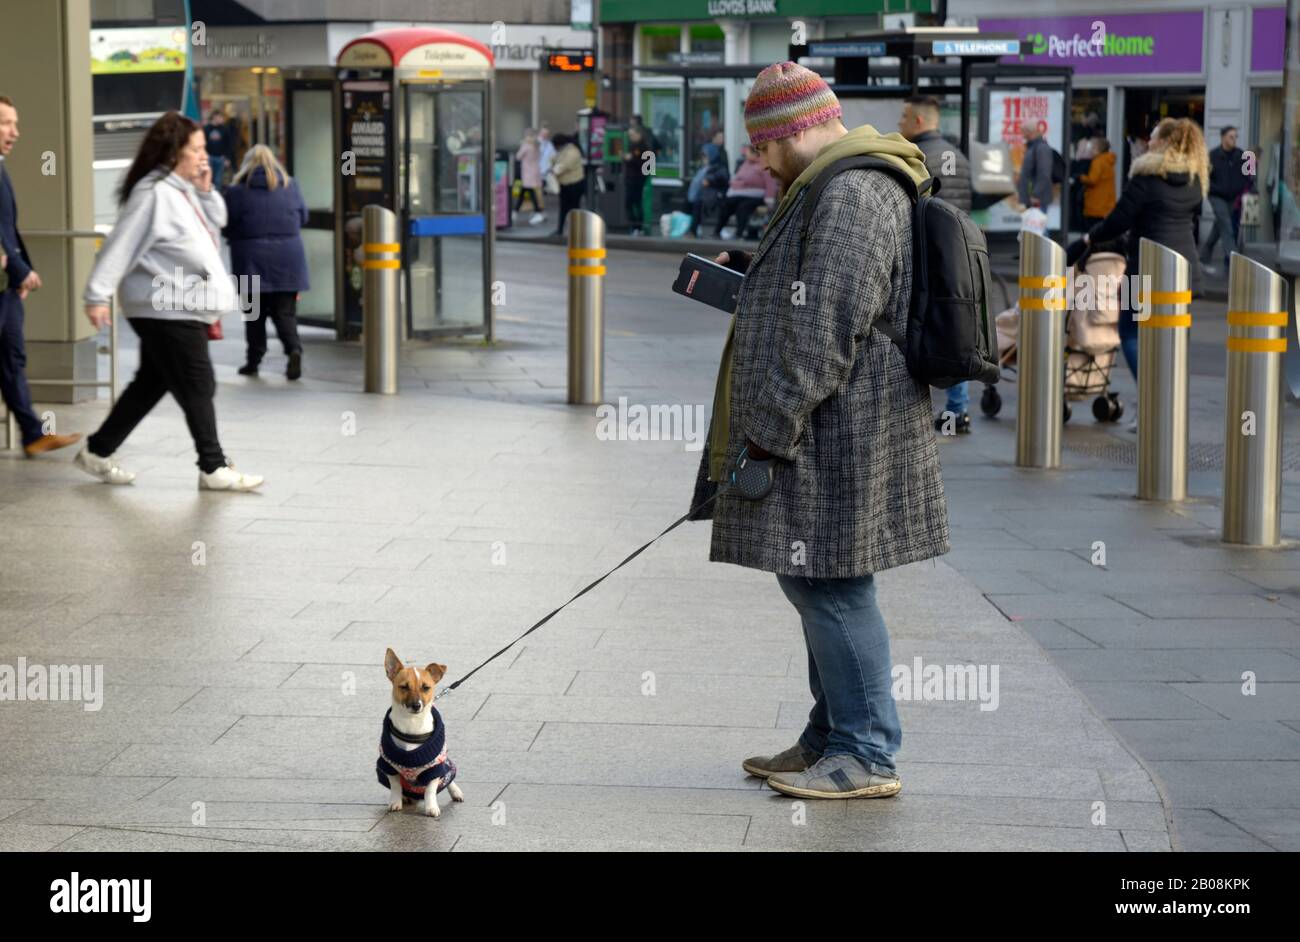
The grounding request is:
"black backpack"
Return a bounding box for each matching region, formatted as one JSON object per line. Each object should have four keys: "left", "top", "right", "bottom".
{"left": 798, "top": 155, "right": 999, "bottom": 389}
{"left": 1050, "top": 147, "right": 1067, "bottom": 185}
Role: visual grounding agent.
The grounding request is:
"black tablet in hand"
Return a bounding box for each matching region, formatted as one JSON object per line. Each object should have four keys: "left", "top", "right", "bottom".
{"left": 672, "top": 253, "right": 744, "bottom": 314}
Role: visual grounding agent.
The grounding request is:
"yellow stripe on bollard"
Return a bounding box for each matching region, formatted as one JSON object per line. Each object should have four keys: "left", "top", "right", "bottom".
{"left": 1227, "top": 337, "right": 1287, "bottom": 353}
{"left": 1227, "top": 311, "right": 1288, "bottom": 327}
{"left": 362, "top": 259, "right": 401, "bottom": 270}
{"left": 363, "top": 242, "right": 401, "bottom": 253}
{"left": 1138, "top": 314, "right": 1191, "bottom": 328}
{"left": 569, "top": 265, "right": 606, "bottom": 276}
{"left": 1019, "top": 294, "right": 1067, "bottom": 311}
{"left": 568, "top": 248, "right": 607, "bottom": 259}
{"left": 1138, "top": 290, "right": 1193, "bottom": 305}
{"left": 1018, "top": 275, "right": 1065, "bottom": 289}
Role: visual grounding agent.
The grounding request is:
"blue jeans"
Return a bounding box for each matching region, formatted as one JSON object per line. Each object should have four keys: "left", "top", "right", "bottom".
{"left": 0, "top": 291, "right": 43, "bottom": 445}
{"left": 1118, "top": 301, "right": 1138, "bottom": 381}
{"left": 945, "top": 381, "right": 969, "bottom": 415}
{"left": 775, "top": 573, "right": 902, "bottom": 776}
{"left": 1200, "top": 195, "right": 1236, "bottom": 268}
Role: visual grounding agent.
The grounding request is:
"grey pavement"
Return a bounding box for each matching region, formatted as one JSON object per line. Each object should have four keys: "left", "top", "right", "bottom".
{"left": 1, "top": 238, "right": 1287, "bottom": 851}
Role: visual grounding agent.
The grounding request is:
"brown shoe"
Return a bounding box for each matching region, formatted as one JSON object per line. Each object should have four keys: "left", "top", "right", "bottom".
{"left": 24, "top": 432, "right": 82, "bottom": 457}
{"left": 741, "top": 742, "right": 822, "bottom": 779}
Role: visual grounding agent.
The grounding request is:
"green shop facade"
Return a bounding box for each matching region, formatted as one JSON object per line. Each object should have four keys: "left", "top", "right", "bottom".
{"left": 598, "top": 0, "right": 935, "bottom": 186}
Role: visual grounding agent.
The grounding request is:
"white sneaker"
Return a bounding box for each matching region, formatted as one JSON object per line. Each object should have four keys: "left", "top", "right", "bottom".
{"left": 529, "top": 212, "right": 545, "bottom": 225}
{"left": 74, "top": 446, "right": 136, "bottom": 485}
{"left": 199, "top": 463, "right": 264, "bottom": 491}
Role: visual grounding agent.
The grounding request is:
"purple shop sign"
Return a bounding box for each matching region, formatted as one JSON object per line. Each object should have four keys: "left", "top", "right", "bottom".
{"left": 1252, "top": 7, "right": 1285, "bottom": 73}
{"left": 979, "top": 11, "right": 1204, "bottom": 76}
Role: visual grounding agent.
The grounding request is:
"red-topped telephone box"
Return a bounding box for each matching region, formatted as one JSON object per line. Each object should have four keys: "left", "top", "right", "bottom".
{"left": 336, "top": 28, "right": 495, "bottom": 340}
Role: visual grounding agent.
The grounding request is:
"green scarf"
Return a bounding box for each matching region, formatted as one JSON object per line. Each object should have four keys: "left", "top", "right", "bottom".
{"left": 705, "top": 124, "right": 931, "bottom": 481}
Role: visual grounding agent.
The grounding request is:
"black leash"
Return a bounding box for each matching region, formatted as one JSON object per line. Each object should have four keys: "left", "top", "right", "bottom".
{"left": 433, "top": 485, "right": 727, "bottom": 701}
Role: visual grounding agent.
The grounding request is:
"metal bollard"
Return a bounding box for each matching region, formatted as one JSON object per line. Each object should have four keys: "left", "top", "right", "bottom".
{"left": 1222, "top": 253, "right": 1289, "bottom": 545}
{"left": 362, "top": 205, "right": 400, "bottom": 395}
{"left": 1136, "top": 237, "right": 1192, "bottom": 501}
{"left": 567, "top": 209, "right": 605, "bottom": 405}
{"left": 1016, "top": 230, "right": 1067, "bottom": 469}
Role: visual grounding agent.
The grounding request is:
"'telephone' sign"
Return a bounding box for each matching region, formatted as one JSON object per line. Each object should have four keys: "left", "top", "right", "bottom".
{"left": 979, "top": 11, "right": 1204, "bottom": 76}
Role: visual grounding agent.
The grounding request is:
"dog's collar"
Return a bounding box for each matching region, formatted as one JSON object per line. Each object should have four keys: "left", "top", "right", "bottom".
{"left": 380, "top": 707, "right": 446, "bottom": 770}
{"left": 389, "top": 723, "right": 433, "bottom": 745}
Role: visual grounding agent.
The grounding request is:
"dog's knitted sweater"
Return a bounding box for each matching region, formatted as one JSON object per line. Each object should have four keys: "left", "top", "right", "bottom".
{"left": 376, "top": 706, "right": 457, "bottom": 800}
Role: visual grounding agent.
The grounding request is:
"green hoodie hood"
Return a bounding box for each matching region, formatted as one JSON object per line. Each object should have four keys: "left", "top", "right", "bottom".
{"left": 705, "top": 125, "right": 929, "bottom": 482}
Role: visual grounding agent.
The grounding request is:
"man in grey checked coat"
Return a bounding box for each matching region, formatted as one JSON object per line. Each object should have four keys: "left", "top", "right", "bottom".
{"left": 689, "top": 62, "right": 949, "bottom": 800}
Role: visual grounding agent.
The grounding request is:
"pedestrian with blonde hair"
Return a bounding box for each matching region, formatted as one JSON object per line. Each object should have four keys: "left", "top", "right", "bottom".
{"left": 224, "top": 143, "right": 309, "bottom": 380}
{"left": 1084, "top": 117, "right": 1207, "bottom": 386}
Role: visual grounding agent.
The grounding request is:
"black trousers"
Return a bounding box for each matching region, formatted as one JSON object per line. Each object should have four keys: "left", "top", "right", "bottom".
{"left": 245, "top": 291, "right": 302, "bottom": 365}
{"left": 555, "top": 182, "right": 583, "bottom": 234}
{"left": 515, "top": 187, "right": 542, "bottom": 213}
{"left": 715, "top": 196, "right": 763, "bottom": 237}
{"left": 624, "top": 177, "right": 646, "bottom": 227}
{"left": 88, "top": 318, "right": 226, "bottom": 473}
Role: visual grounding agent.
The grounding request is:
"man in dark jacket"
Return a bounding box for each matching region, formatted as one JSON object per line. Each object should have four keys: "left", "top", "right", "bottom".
{"left": 899, "top": 95, "right": 975, "bottom": 434}
{"left": 691, "top": 63, "right": 947, "bottom": 800}
{"left": 1200, "top": 126, "right": 1249, "bottom": 273}
{"left": 1017, "top": 122, "right": 1055, "bottom": 211}
{"left": 0, "top": 94, "right": 81, "bottom": 457}
{"left": 203, "top": 110, "right": 235, "bottom": 187}
{"left": 898, "top": 95, "right": 971, "bottom": 211}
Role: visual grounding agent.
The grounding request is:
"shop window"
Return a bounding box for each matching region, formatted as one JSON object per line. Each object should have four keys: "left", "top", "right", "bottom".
{"left": 640, "top": 87, "right": 682, "bottom": 178}
{"left": 687, "top": 87, "right": 724, "bottom": 174}
{"left": 1248, "top": 87, "right": 1283, "bottom": 243}
{"left": 688, "top": 23, "right": 725, "bottom": 62}
{"left": 639, "top": 25, "right": 681, "bottom": 66}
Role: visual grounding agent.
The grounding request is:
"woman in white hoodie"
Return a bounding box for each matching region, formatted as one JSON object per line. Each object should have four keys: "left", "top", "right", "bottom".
{"left": 76, "top": 111, "right": 262, "bottom": 490}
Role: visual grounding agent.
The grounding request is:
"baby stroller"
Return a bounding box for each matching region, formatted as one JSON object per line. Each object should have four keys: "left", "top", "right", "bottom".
{"left": 980, "top": 238, "right": 1126, "bottom": 423}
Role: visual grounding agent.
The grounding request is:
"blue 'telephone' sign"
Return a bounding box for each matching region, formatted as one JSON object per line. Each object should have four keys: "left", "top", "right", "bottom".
{"left": 931, "top": 39, "right": 1021, "bottom": 56}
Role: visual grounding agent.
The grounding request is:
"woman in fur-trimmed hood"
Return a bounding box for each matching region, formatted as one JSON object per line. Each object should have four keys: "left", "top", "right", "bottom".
{"left": 1084, "top": 117, "right": 1208, "bottom": 379}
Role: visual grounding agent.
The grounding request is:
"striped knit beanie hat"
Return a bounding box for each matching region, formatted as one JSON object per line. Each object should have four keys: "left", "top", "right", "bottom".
{"left": 744, "top": 61, "right": 841, "bottom": 145}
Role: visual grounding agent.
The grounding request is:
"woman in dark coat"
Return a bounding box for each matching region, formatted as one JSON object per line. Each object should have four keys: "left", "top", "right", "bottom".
{"left": 223, "top": 144, "right": 310, "bottom": 380}
{"left": 1084, "top": 117, "right": 1208, "bottom": 381}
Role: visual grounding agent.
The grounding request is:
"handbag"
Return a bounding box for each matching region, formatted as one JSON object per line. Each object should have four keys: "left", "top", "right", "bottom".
{"left": 1240, "top": 191, "right": 1261, "bottom": 227}
{"left": 544, "top": 171, "right": 560, "bottom": 195}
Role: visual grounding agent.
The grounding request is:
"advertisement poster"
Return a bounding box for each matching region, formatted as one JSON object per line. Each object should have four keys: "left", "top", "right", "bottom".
{"left": 978, "top": 11, "right": 1204, "bottom": 77}
{"left": 977, "top": 89, "right": 1065, "bottom": 233}
{"left": 90, "top": 26, "right": 187, "bottom": 74}
{"left": 340, "top": 80, "right": 394, "bottom": 332}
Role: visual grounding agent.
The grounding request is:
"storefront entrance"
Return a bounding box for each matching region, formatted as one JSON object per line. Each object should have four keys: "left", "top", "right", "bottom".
{"left": 1120, "top": 86, "right": 1205, "bottom": 174}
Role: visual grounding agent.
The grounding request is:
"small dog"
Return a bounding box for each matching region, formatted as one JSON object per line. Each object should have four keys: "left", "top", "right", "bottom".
{"left": 378, "top": 648, "right": 464, "bottom": 817}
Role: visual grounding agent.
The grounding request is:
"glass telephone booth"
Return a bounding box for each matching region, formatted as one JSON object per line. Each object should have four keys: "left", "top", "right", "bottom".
{"left": 336, "top": 28, "right": 495, "bottom": 340}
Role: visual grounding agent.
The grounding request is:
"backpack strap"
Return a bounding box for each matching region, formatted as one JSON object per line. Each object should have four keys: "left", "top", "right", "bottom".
{"left": 796, "top": 155, "right": 934, "bottom": 354}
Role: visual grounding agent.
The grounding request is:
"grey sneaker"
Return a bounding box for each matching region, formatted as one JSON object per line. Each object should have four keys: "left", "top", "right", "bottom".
{"left": 742, "top": 742, "right": 822, "bottom": 779}
{"left": 765, "top": 754, "right": 901, "bottom": 800}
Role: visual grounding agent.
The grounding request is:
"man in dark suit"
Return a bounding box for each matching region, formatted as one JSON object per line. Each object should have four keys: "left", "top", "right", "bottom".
{"left": 0, "top": 94, "right": 81, "bottom": 456}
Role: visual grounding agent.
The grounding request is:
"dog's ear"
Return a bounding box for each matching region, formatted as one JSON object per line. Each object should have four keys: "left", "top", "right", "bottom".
{"left": 384, "top": 648, "right": 403, "bottom": 681}
{"left": 424, "top": 663, "right": 447, "bottom": 685}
